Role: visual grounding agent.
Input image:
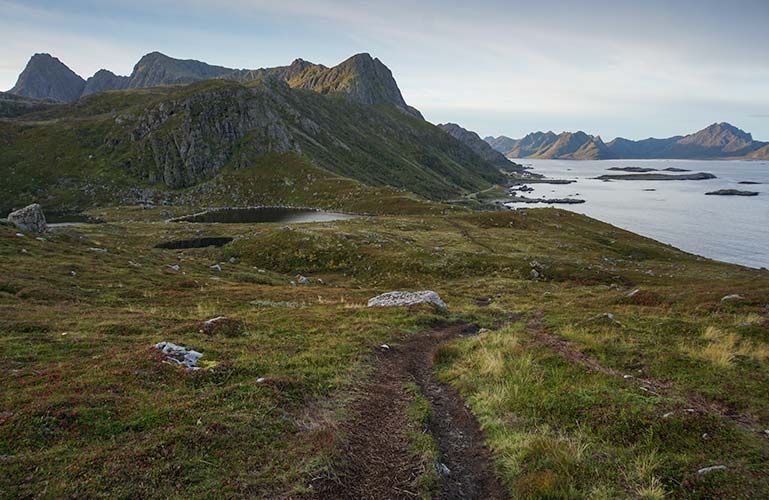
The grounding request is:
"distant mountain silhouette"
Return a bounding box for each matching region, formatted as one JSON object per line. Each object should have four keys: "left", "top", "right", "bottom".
{"left": 486, "top": 123, "right": 769, "bottom": 160}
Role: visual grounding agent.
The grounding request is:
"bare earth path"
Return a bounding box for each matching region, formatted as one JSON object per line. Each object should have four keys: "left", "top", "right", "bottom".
{"left": 310, "top": 323, "right": 508, "bottom": 499}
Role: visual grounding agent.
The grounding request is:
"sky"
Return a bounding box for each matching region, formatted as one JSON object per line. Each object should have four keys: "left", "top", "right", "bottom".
{"left": 2, "top": 0, "right": 769, "bottom": 141}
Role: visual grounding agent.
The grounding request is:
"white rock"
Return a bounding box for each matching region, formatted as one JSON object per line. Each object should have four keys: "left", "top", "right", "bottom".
{"left": 297, "top": 276, "right": 310, "bottom": 285}
{"left": 721, "top": 294, "right": 744, "bottom": 302}
{"left": 210, "top": 264, "right": 222, "bottom": 272}
{"left": 88, "top": 247, "right": 108, "bottom": 253}
{"left": 380, "top": 344, "right": 390, "bottom": 350}
{"left": 8, "top": 204, "right": 47, "bottom": 233}
{"left": 367, "top": 291, "right": 447, "bottom": 309}
{"left": 168, "top": 264, "right": 180, "bottom": 271}
{"left": 697, "top": 465, "right": 727, "bottom": 475}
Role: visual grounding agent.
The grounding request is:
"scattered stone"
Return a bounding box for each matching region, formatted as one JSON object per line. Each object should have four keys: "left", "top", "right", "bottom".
{"left": 627, "top": 289, "right": 640, "bottom": 297}
{"left": 154, "top": 341, "right": 203, "bottom": 369}
{"left": 380, "top": 344, "right": 390, "bottom": 350}
{"left": 721, "top": 294, "right": 744, "bottom": 302}
{"left": 168, "top": 264, "right": 180, "bottom": 271}
{"left": 128, "top": 260, "right": 142, "bottom": 267}
{"left": 530, "top": 269, "right": 541, "bottom": 280}
{"left": 210, "top": 264, "right": 222, "bottom": 272}
{"left": 69, "top": 271, "right": 77, "bottom": 277}
{"left": 697, "top": 465, "right": 727, "bottom": 475}
{"left": 256, "top": 377, "right": 266, "bottom": 383}
{"left": 297, "top": 275, "right": 310, "bottom": 285}
{"left": 20, "top": 248, "right": 29, "bottom": 254}
{"left": 35, "top": 237, "right": 46, "bottom": 242}
{"left": 367, "top": 291, "right": 447, "bottom": 309}
{"left": 199, "top": 316, "right": 245, "bottom": 337}
{"left": 228, "top": 257, "right": 237, "bottom": 264}
{"left": 88, "top": 247, "right": 108, "bottom": 253}
{"left": 8, "top": 203, "right": 47, "bottom": 233}
{"left": 15, "top": 233, "right": 25, "bottom": 238}
{"left": 662, "top": 411, "right": 675, "bottom": 418}
{"left": 437, "top": 462, "right": 451, "bottom": 476}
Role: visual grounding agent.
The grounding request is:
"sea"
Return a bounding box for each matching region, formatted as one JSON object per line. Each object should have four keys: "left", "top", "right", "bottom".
{"left": 507, "top": 159, "right": 769, "bottom": 269}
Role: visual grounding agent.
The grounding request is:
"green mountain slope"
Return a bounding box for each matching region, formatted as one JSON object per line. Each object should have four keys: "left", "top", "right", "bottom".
{"left": 0, "top": 78, "right": 503, "bottom": 213}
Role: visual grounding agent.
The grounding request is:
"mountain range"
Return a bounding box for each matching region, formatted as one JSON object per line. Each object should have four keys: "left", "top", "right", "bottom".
{"left": 1, "top": 52, "right": 506, "bottom": 213}
{"left": 486, "top": 122, "right": 769, "bottom": 160}
{"left": 8, "top": 51, "right": 422, "bottom": 118}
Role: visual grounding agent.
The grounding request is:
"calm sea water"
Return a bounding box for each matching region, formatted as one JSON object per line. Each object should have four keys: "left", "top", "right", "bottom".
{"left": 509, "top": 159, "right": 769, "bottom": 269}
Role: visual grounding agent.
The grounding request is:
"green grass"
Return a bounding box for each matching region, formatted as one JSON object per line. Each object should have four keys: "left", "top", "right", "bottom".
{"left": 1, "top": 206, "right": 768, "bottom": 497}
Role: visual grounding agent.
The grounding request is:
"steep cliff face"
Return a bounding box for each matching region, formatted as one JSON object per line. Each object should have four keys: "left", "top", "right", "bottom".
{"left": 9, "top": 54, "right": 85, "bottom": 102}
{"left": 113, "top": 79, "right": 499, "bottom": 194}
{"left": 123, "top": 81, "right": 301, "bottom": 187}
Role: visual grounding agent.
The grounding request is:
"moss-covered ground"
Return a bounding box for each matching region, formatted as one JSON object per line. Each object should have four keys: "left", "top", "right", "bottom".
{"left": 1, "top": 206, "right": 768, "bottom": 497}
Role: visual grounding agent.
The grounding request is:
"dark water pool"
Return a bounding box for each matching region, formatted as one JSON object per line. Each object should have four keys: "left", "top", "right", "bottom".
{"left": 46, "top": 213, "right": 104, "bottom": 226}
{"left": 171, "top": 207, "right": 358, "bottom": 224}
{"left": 155, "top": 237, "right": 234, "bottom": 249}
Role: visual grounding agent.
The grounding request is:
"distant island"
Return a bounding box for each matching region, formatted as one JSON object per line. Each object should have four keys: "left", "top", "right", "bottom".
{"left": 486, "top": 122, "right": 769, "bottom": 161}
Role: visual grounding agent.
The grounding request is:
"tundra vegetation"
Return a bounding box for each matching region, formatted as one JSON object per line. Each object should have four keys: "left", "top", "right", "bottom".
{"left": 2, "top": 197, "right": 768, "bottom": 498}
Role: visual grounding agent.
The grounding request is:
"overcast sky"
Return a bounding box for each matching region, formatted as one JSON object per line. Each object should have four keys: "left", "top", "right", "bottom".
{"left": 2, "top": 0, "right": 769, "bottom": 140}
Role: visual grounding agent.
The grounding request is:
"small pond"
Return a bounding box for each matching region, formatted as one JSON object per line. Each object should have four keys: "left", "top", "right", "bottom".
{"left": 155, "top": 237, "right": 234, "bottom": 249}
{"left": 46, "top": 213, "right": 104, "bottom": 227}
{"left": 171, "top": 207, "right": 359, "bottom": 224}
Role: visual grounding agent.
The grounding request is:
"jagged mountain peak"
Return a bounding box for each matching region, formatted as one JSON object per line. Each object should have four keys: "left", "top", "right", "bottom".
{"left": 10, "top": 53, "right": 86, "bottom": 102}
{"left": 10, "top": 51, "right": 419, "bottom": 116}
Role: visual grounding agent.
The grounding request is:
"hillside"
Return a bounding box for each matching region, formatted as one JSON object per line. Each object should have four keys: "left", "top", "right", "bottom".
{"left": 488, "top": 123, "right": 769, "bottom": 160}
{"left": 0, "top": 77, "right": 504, "bottom": 213}
{"left": 437, "top": 122, "right": 523, "bottom": 170}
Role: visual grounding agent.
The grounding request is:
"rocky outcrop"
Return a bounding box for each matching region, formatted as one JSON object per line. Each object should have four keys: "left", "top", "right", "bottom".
{"left": 9, "top": 54, "right": 86, "bottom": 103}
{"left": 8, "top": 203, "right": 47, "bottom": 232}
{"left": 123, "top": 81, "right": 300, "bottom": 188}
{"left": 367, "top": 291, "right": 447, "bottom": 309}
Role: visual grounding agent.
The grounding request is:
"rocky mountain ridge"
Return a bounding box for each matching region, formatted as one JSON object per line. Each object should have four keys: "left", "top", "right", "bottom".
{"left": 487, "top": 123, "right": 769, "bottom": 160}
{"left": 437, "top": 122, "right": 522, "bottom": 169}
{"left": 9, "top": 51, "right": 419, "bottom": 117}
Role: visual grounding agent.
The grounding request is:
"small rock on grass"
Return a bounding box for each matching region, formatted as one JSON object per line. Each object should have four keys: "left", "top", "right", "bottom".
{"left": 721, "top": 294, "right": 744, "bottom": 302}
{"left": 697, "top": 465, "right": 727, "bottom": 475}
{"left": 154, "top": 341, "right": 203, "bottom": 369}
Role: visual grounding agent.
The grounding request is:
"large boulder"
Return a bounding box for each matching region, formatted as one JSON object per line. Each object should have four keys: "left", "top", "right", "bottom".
{"left": 8, "top": 203, "right": 47, "bottom": 233}
{"left": 367, "top": 291, "right": 447, "bottom": 309}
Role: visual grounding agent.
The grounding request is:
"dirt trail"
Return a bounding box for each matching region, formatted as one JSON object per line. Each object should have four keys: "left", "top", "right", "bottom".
{"left": 310, "top": 323, "right": 508, "bottom": 499}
